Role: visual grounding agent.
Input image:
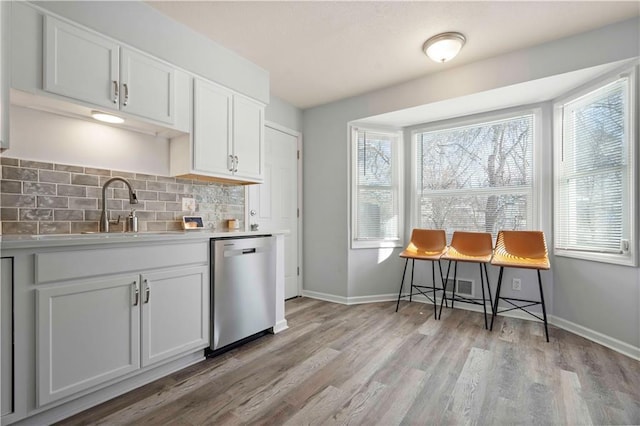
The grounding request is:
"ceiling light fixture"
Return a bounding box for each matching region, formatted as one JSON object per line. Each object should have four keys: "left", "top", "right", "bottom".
{"left": 91, "top": 111, "right": 124, "bottom": 124}
{"left": 423, "top": 32, "right": 466, "bottom": 63}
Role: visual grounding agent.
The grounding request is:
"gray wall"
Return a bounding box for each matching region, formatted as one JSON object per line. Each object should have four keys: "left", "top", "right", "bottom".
{"left": 266, "top": 95, "right": 303, "bottom": 132}
{"left": 303, "top": 17, "right": 639, "bottom": 347}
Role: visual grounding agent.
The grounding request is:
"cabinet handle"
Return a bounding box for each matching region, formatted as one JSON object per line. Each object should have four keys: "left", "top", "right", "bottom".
{"left": 234, "top": 155, "right": 239, "bottom": 173}
{"left": 144, "top": 279, "right": 150, "bottom": 303}
{"left": 133, "top": 282, "right": 139, "bottom": 306}
{"left": 113, "top": 81, "right": 119, "bottom": 104}
{"left": 123, "top": 83, "right": 129, "bottom": 107}
{"left": 228, "top": 155, "right": 234, "bottom": 172}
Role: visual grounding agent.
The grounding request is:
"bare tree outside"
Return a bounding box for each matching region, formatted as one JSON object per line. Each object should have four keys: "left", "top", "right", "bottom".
{"left": 416, "top": 114, "right": 534, "bottom": 236}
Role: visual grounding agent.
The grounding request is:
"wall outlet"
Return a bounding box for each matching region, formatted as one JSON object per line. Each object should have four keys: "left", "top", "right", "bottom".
{"left": 512, "top": 278, "right": 522, "bottom": 291}
{"left": 182, "top": 197, "right": 196, "bottom": 212}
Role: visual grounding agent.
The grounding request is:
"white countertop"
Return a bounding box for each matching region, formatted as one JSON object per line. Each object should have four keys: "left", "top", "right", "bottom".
{"left": 0, "top": 230, "right": 286, "bottom": 250}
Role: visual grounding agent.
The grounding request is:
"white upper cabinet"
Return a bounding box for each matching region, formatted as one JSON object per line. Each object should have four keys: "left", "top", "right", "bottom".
{"left": 120, "top": 48, "right": 175, "bottom": 124}
{"left": 43, "top": 16, "right": 176, "bottom": 126}
{"left": 171, "top": 77, "right": 264, "bottom": 184}
{"left": 232, "top": 95, "right": 264, "bottom": 182}
{"left": 192, "top": 78, "right": 232, "bottom": 176}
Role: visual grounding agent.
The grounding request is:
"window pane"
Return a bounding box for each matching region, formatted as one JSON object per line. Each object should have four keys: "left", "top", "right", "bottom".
{"left": 417, "top": 115, "right": 533, "bottom": 191}
{"left": 556, "top": 78, "right": 628, "bottom": 254}
{"left": 353, "top": 129, "right": 401, "bottom": 244}
{"left": 419, "top": 194, "right": 529, "bottom": 235}
{"left": 415, "top": 113, "right": 534, "bottom": 237}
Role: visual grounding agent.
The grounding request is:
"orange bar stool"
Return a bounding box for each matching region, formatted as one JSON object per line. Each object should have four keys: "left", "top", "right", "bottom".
{"left": 395, "top": 229, "right": 448, "bottom": 318}
{"left": 438, "top": 231, "right": 494, "bottom": 329}
{"left": 489, "top": 230, "right": 551, "bottom": 342}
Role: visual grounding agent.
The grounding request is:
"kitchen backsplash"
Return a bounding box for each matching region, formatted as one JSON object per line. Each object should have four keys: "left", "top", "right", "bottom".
{"left": 0, "top": 157, "right": 245, "bottom": 234}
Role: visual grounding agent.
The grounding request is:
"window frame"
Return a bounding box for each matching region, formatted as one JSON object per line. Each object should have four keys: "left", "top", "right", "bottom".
{"left": 553, "top": 65, "right": 637, "bottom": 266}
{"left": 410, "top": 106, "right": 542, "bottom": 237}
{"left": 350, "top": 126, "right": 404, "bottom": 249}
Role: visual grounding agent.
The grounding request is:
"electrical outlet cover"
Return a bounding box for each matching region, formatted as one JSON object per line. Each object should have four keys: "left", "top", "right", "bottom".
{"left": 182, "top": 197, "right": 196, "bottom": 212}
{"left": 512, "top": 278, "right": 522, "bottom": 291}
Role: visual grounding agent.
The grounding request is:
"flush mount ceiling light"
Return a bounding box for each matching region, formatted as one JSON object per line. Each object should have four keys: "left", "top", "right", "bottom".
{"left": 423, "top": 32, "right": 466, "bottom": 63}
{"left": 91, "top": 111, "right": 124, "bottom": 124}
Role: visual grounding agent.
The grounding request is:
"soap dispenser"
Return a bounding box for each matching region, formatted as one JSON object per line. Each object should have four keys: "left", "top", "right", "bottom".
{"left": 126, "top": 209, "right": 138, "bottom": 233}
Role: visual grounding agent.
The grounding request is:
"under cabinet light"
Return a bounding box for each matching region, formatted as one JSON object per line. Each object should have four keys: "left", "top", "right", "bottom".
{"left": 91, "top": 111, "right": 125, "bottom": 124}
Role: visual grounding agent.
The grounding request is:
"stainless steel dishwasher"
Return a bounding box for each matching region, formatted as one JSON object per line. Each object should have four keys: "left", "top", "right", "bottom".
{"left": 209, "top": 236, "right": 276, "bottom": 353}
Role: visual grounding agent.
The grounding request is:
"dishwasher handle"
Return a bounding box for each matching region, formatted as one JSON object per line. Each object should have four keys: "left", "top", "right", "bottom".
{"left": 242, "top": 248, "right": 256, "bottom": 254}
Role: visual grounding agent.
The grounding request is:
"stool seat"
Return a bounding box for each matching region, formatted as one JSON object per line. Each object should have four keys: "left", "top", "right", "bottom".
{"left": 491, "top": 230, "right": 550, "bottom": 270}
{"left": 399, "top": 243, "right": 447, "bottom": 261}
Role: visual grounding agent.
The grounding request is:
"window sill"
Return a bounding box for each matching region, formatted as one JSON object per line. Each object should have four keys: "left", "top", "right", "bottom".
{"left": 351, "top": 240, "right": 403, "bottom": 250}
{"left": 554, "top": 249, "right": 637, "bottom": 267}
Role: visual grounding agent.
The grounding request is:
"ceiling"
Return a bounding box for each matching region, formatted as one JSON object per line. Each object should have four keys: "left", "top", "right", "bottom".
{"left": 148, "top": 1, "right": 640, "bottom": 110}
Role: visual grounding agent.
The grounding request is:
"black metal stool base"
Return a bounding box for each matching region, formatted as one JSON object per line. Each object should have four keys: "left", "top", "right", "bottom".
{"left": 489, "top": 267, "right": 549, "bottom": 342}
{"left": 395, "top": 258, "right": 448, "bottom": 318}
{"left": 437, "top": 261, "right": 494, "bottom": 329}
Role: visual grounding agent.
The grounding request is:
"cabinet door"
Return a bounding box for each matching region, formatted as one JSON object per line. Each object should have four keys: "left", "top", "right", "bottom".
{"left": 140, "top": 266, "right": 209, "bottom": 368}
{"left": 193, "top": 79, "right": 233, "bottom": 176}
{"left": 43, "top": 16, "right": 119, "bottom": 110}
{"left": 36, "top": 275, "right": 140, "bottom": 406}
{"left": 120, "top": 48, "right": 175, "bottom": 125}
{"left": 232, "top": 95, "right": 264, "bottom": 182}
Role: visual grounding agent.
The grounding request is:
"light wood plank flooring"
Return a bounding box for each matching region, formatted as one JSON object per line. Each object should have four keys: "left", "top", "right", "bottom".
{"left": 59, "top": 298, "right": 640, "bottom": 425}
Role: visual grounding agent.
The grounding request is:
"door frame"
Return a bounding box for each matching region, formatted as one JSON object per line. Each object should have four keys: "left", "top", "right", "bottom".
{"left": 245, "top": 121, "right": 303, "bottom": 298}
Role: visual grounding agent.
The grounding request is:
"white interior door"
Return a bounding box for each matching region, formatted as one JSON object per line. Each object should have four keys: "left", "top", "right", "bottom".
{"left": 249, "top": 125, "right": 299, "bottom": 299}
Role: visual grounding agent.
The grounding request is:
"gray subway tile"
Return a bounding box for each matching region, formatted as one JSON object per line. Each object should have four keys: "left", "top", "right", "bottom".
{"left": 55, "top": 164, "right": 84, "bottom": 173}
{"left": 37, "top": 196, "right": 69, "bottom": 208}
{"left": 135, "top": 211, "right": 155, "bottom": 221}
{"left": 167, "top": 221, "right": 183, "bottom": 231}
{"left": 1, "top": 180, "right": 21, "bottom": 194}
{"left": 135, "top": 173, "right": 156, "bottom": 181}
{"left": 20, "top": 208, "right": 54, "bottom": 221}
{"left": 165, "top": 202, "right": 182, "bottom": 212}
{"left": 0, "top": 157, "right": 19, "bottom": 166}
{"left": 69, "top": 197, "right": 97, "bottom": 210}
{"left": 157, "top": 176, "right": 176, "bottom": 183}
{"left": 39, "top": 170, "right": 71, "bottom": 184}
{"left": 2, "top": 166, "right": 38, "bottom": 182}
{"left": 112, "top": 171, "right": 136, "bottom": 179}
{"left": 145, "top": 201, "right": 165, "bottom": 211}
{"left": 158, "top": 192, "right": 177, "bottom": 202}
{"left": 39, "top": 222, "right": 71, "bottom": 234}
{"left": 87, "top": 187, "right": 102, "bottom": 198}
{"left": 147, "top": 181, "right": 167, "bottom": 192}
{"left": 71, "top": 221, "right": 98, "bottom": 234}
{"left": 2, "top": 221, "right": 38, "bottom": 234}
{"left": 71, "top": 174, "right": 100, "bottom": 186}
{"left": 131, "top": 180, "right": 147, "bottom": 190}
{"left": 20, "top": 160, "right": 53, "bottom": 170}
{"left": 2, "top": 194, "right": 36, "bottom": 208}
{"left": 136, "top": 190, "right": 158, "bottom": 201}
{"left": 100, "top": 176, "right": 125, "bottom": 188}
{"left": 57, "top": 185, "right": 86, "bottom": 197}
{"left": 146, "top": 221, "right": 167, "bottom": 231}
{"left": 85, "top": 210, "right": 102, "bottom": 221}
{"left": 1, "top": 208, "right": 18, "bottom": 220}
{"left": 54, "top": 209, "right": 84, "bottom": 221}
{"left": 23, "top": 182, "right": 57, "bottom": 195}
{"left": 84, "top": 167, "right": 111, "bottom": 176}
{"left": 156, "top": 211, "right": 175, "bottom": 221}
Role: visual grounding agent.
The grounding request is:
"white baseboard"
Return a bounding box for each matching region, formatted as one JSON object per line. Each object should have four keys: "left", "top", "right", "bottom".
{"left": 548, "top": 315, "right": 640, "bottom": 361}
{"left": 273, "top": 319, "right": 289, "bottom": 334}
{"left": 301, "top": 290, "right": 640, "bottom": 360}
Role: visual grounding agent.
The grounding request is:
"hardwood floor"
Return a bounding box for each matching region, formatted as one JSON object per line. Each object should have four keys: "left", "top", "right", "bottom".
{"left": 59, "top": 298, "right": 640, "bottom": 425}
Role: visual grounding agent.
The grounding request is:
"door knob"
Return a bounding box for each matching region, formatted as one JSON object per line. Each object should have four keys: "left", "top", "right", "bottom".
{"left": 250, "top": 210, "right": 257, "bottom": 216}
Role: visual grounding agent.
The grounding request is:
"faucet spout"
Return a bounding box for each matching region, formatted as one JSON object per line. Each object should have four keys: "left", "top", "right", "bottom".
{"left": 100, "top": 177, "right": 139, "bottom": 233}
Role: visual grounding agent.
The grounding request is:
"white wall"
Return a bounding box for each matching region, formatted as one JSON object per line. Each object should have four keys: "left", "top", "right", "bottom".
{"left": 303, "top": 17, "right": 639, "bottom": 349}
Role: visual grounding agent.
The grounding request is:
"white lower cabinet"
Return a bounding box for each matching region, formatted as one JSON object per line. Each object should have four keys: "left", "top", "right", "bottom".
{"left": 36, "top": 275, "right": 141, "bottom": 406}
{"left": 34, "top": 253, "right": 209, "bottom": 407}
{"left": 141, "top": 267, "right": 208, "bottom": 367}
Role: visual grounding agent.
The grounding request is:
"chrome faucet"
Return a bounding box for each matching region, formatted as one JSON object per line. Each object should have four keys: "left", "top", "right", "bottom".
{"left": 100, "top": 177, "right": 138, "bottom": 232}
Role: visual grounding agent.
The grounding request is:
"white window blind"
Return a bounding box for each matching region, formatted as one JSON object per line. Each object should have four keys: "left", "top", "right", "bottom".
{"left": 555, "top": 77, "right": 631, "bottom": 257}
{"left": 415, "top": 113, "right": 534, "bottom": 236}
{"left": 351, "top": 128, "right": 402, "bottom": 248}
